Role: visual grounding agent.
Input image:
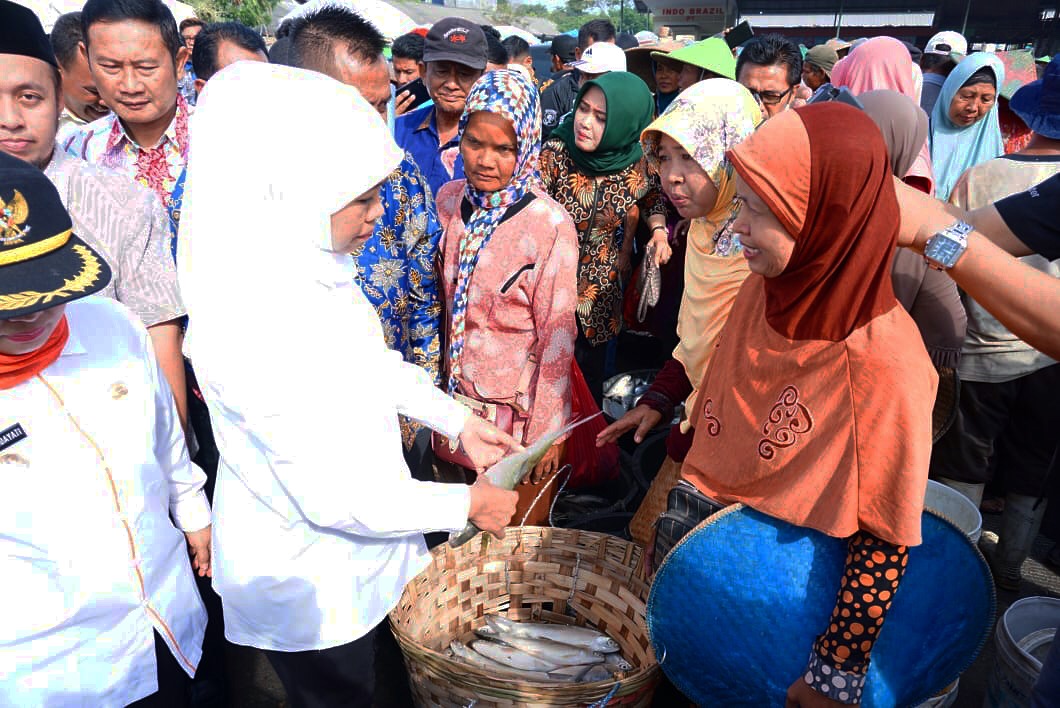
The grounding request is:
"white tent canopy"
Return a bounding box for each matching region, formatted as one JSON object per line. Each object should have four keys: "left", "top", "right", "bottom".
{"left": 20, "top": 0, "right": 197, "bottom": 30}
{"left": 279, "top": 0, "right": 416, "bottom": 39}
{"left": 494, "top": 25, "right": 540, "bottom": 45}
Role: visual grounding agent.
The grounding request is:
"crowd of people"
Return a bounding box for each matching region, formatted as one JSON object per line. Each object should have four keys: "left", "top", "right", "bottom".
{"left": 1, "top": 0, "right": 1059, "bottom": 705}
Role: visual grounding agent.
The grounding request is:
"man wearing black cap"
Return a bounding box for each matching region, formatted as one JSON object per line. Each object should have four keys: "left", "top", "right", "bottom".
{"left": 0, "top": 151, "right": 211, "bottom": 707}
{"left": 537, "top": 34, "right": 576, "bottom": 94}
{"left": 0, "top": 0, "right": 188, "bottom": 430}
{"left": 394, "top": 18, "right": 486, "bottom": 196}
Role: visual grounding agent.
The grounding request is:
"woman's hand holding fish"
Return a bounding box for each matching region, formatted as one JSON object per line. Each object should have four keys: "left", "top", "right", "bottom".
{"left": 459, "top": 415, "right": 524, "bottom": 473}
{"left": 785, "top": 677, "right": 856, "bottom": 708}
{"left": 468, "top": 477, "right": 518, "bottom": 539}
{"left": 596, "top": 405, "right": 663, "bottom": 446}
{"left": 530, "top": 442, "right": 565, "bottom": 484}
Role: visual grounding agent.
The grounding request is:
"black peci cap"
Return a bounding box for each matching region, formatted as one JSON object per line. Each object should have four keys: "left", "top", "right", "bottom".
{"left": 0, "top": 0, "right": 59, "bottom": 67}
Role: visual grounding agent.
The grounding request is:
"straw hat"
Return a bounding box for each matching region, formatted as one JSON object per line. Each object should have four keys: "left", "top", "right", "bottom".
{"left": 625, "top": 39, "right": 685, "bottom": 91}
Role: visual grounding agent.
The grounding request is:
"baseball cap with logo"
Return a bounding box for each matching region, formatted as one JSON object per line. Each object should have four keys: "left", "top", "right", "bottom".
{"left": 570, "top": 41, "right": 627, "bottom": 75}
{"left": 423, "top": 17, "right": 487, "bottom": 70}
{"left": 925, "top": 31, "right": 968, "bottom": 57}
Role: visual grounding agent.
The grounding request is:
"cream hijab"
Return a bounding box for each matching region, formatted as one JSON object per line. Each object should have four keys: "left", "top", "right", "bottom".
{"left": 178, "top": 61, "right": 402, "bottom": 425}
{"left": 640, "top": 79, "right": 761, "bottom": 426}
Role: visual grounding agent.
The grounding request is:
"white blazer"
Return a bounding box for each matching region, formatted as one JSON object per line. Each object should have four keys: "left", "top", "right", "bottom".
{"left": 0, "top": 297, "right": 210, "bottom": 706}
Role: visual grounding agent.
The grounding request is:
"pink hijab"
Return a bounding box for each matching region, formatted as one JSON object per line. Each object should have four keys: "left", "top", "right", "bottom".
{"left": 831, "top": 37, "right": 935, "bottom": 194}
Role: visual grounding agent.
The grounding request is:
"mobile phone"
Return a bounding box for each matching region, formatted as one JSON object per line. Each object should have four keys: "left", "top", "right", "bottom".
{"left": 807, "top": 84, "right": 864, "bottom": 110}
{"left": 395, "top": 78, "right": 431, "bottom": 111}
{"left": 724, "top": 21, "right": 753, "bottom": 49}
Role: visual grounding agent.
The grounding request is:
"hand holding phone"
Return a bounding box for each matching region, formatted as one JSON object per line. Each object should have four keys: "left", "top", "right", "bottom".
{"left": 724, "top": 21, "right": 754, "bottom": 49}
{"left": 394, "top": 89, "right": 417, "bottom": 117}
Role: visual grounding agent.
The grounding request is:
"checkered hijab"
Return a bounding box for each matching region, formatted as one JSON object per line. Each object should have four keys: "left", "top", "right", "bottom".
{"left": 447, "top": 70, "right": 541, "bottom": 393}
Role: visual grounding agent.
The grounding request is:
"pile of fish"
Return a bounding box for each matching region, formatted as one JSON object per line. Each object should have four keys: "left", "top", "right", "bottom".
{"left": 447, "top": 615, "right": 633, "bottom": 683}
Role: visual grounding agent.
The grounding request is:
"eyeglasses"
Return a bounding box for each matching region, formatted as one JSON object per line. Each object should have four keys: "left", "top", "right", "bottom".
{"left": 749, "top": 86, "right": 794, "bottom": 106}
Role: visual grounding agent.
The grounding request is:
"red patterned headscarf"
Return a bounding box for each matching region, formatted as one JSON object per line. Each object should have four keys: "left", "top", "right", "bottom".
{"left": 727, "top": 103, "right": 900, "bottom": 342}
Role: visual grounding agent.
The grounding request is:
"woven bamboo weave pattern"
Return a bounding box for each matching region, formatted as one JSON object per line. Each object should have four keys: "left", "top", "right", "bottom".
{"left": 389, "top": 526, "right": 660, "bottom": 707}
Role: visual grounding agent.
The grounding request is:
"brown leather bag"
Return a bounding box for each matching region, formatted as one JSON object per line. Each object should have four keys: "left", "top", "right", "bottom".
{"left": 431, "top": 392, "right": 516, "bottom": 470}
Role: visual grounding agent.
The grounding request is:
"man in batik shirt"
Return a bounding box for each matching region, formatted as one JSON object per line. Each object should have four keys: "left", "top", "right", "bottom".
{"left": 288, "top": 5, "right": 442, "bottom": 458}
{"left": 63, "top": 0, "right": 191, "bottom": 249}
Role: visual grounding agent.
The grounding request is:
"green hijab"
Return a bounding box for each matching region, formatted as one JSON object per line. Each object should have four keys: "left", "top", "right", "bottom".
{"left": 552, "top": 72, "right": 655, "bottom": 176}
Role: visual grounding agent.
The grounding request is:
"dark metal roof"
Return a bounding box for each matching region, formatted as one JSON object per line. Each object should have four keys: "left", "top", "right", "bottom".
{"left": 736, "top": 0, "right": 1049, "bottom": 45}
{"left": 738, "top": 0, "right": 933, "bottom": 11}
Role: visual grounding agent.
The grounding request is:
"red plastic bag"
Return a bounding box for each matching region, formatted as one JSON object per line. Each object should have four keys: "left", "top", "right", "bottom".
{"left": 564, "top": 360, "right": 620, "bottom": 489}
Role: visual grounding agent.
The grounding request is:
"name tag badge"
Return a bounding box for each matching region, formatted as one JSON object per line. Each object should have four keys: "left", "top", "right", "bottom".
{"left": 0, "top": 423, "right": 27, "bottom": 452}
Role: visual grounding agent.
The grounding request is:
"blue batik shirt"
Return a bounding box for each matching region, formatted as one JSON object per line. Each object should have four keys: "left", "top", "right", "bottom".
{"left": 178, "top": 60, "right": 197, "bottom": 107}
{"left": 354, "top": 151, "right": 443, "bottom": 395}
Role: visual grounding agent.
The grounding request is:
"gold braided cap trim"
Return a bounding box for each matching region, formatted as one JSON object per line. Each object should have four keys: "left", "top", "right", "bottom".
{"left": 0, "top": 244, "right": 103, "bottom": 311}
{"left": 0, "top": 230, "right": 71, "bottom": 267}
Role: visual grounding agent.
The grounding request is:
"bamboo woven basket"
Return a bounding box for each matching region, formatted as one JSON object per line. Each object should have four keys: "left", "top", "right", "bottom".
{"left": 389, "top": 526, "right": 660, "bottom": 707}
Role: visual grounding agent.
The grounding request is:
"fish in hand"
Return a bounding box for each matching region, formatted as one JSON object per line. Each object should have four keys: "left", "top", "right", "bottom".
{"left": 448, "top": 413, "right": 603, "bottom": 548}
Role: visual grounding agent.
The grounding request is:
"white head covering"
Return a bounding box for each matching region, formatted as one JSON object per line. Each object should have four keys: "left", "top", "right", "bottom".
{"left": 178, "top": 60, "right": 402, "bottom": 412}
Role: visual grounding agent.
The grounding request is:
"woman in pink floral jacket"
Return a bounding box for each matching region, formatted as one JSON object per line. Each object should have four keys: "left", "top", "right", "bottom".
{"left": 436, "top": 70, "right": 579, "bottom": 524}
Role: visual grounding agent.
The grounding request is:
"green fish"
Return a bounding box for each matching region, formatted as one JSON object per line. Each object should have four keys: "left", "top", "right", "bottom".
{"left": 448, "top": 413, "right": 603, "bottom": 548}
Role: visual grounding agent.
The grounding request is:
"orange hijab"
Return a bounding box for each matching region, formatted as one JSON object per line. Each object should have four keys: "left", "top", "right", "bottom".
{"left": 680, "top": 104, "right": 937, "bottom": 547}
{"left": 0, "top": 316, "right": 69, "bottom": 390}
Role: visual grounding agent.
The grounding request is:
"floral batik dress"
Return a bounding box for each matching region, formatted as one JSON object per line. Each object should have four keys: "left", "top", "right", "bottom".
{"left": 539, "top": 139, "right": 665, "bottom": 345}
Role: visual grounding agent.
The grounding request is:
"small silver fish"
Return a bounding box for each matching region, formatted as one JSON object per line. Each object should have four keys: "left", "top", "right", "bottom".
{"left": 448, "top": 413, "right": 603, "bottom": 548}
{"left": 474, "top": 624, "right": 501, "bottom": 640}
{"left": 577, "top": 664, "right": 615, "bottom": 682}
{"left": 490, "top": 634, "right": 604, "bottom": 666}
{"left": 549, "top": 663, "right": 615, "bottom": 683}
{"left": 486, "top": 615, "right": 621, "bottom": 654}
{"left": 603, "top": 653, "right": 633, "bottom": 672}
{"left": 470, "top": 639, "right": 565, "bottom": 672}
{"left": 451, "top": 641, "right": 581, "bottom": 683}
{"left": 449, "top": 641, "right": 556, "bottom": 681}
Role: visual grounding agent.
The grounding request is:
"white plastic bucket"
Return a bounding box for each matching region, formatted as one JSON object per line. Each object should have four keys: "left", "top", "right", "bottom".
{"left": 984, "top": 596, "right": 1060, "bottom": 707}
{"left": 925, "top": 480, "right": 983, "bottom": 543}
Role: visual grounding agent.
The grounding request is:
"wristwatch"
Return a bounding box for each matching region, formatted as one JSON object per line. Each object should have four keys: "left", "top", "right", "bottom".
{"left": 923, "top": 221, "right": 973, "bottom": 271}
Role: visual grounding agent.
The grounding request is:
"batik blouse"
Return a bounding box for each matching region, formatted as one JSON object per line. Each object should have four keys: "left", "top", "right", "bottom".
{"left": 539, "top": 139, "right": 665, "bottom": 345}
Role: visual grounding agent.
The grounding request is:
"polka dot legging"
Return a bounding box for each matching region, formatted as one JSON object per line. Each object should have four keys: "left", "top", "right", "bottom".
{"left": 803, "top": 532, "right": 909, "bottom": 704}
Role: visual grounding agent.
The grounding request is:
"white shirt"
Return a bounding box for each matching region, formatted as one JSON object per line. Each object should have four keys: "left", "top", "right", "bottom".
{"left": 200, "top": 277, "right": 474, "bottom": 652}
{"left": 0, "top": 298, "right": 210, "bottom": 706}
